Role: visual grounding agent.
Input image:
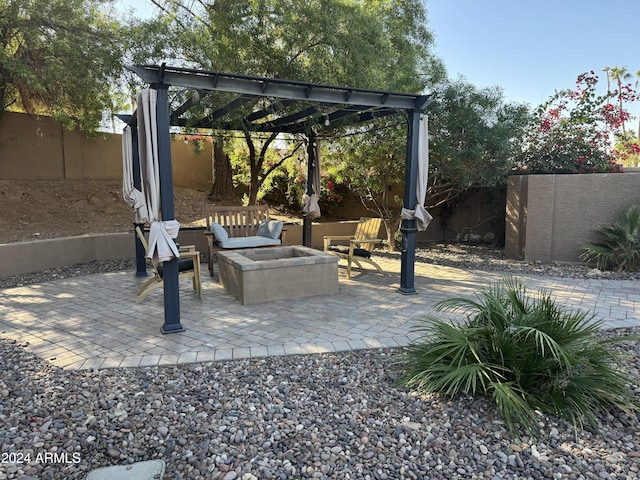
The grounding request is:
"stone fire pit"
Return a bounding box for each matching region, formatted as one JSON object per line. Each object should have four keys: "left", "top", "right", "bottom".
{"left": 217, "top": 246, "right": 339, "bottom": 305}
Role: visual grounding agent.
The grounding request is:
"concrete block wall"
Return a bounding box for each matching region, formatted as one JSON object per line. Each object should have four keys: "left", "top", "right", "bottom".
{"left": 0, "top": 112, "right": 212, "bottom": 189}
{"left": 506, "top": 172, "right": 640, "bottom": 264}
{"left": 0, "top": 221, "right": 364, "bottom": 277}
{"left": 0, "top": 233, "right": 134, "bottom": 277}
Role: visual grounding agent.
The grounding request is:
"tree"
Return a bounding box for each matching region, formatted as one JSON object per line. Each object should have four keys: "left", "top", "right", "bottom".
{"left": 326, "top": 78, "right": 530, "bottom": 249}
{"left": 229, "top": 132, "right": 305, "bottom": 204}
{"left": 609, "top": 65, "right": 632, "bottom": 136}
{"left": 130, "top": 0, "right": 444, "bottom": 204}
{"left": 0, "top": 0, "right": 124, "bottom": 131}
{"left": 211, "top": 137, "right": 236, "bottom": 202}
{"left": 426, "top": 79, "right": 530, "bottom": 207}
{"left": 328, "top": 119, "right": 408, "bottom": 250}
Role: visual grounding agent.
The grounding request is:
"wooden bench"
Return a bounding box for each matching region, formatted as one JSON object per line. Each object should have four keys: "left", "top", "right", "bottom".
{"left": 204, "top": 204, "right": 286, "bottom": 277}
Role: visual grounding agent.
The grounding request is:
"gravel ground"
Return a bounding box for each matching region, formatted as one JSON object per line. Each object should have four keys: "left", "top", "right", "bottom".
{"left": 1, "top": 243, "right": 640, "bottom": 480}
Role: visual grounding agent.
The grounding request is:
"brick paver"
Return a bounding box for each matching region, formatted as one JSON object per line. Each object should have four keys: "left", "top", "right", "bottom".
{"left": 1, "top": 258, "right": 638, "bottom": 370}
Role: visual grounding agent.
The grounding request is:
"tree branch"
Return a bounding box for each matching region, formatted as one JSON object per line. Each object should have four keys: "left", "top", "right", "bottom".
{"left": 260, "top": 141, "right": 304, "bottom": 181}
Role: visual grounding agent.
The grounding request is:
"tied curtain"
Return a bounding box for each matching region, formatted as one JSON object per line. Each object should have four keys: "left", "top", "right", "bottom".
{"left": 121, "top": 126, "right": 148, "bottom": 224}
{"left": 302, "top": 140, "right": 321, "bottom": 218}
{"left": 122, "top": 89, "right": 180, "bottom": 262}
{"left": 401, "top": 114, "right": 432, "bottom": 231}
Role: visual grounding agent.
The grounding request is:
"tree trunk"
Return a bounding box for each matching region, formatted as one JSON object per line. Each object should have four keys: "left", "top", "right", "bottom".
{"left": 208, "top": 140, "right": 236, "bottom": 202}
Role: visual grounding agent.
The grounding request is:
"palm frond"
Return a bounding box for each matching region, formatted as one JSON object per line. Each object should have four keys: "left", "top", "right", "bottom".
{"left": 582, "top": 204, "right": 640, "bottom": 271}
{"left": 490, "top": 381, "right": 539, "bottom": 438}
{"left": 398, "top": 277, "right": 639, "bottom": 440}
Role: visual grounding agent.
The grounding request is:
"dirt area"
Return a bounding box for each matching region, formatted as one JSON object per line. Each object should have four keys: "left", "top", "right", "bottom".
{"left": 0, "top": 179, "right": 302, "bottom": 244}
{"left": 0, "top": 179, "right": 215, "bottom": 244}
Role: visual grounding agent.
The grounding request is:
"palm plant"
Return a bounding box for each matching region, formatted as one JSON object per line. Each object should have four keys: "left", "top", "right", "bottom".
{"left": 609, "top": 65, "right": 632, "bottom": 136}
{"left": 581, "top": 204, "right": 640, "bottom": 272}
{"left": 398, "top": 278, "right": 638, "bottom": 438}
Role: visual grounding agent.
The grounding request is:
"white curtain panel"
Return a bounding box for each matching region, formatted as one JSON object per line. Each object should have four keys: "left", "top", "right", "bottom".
{"left": 136, "top": 89, "right": 180, "bottom": 262}
{"left": 137, "top": 89, "right": 160, "bottom": 224}
{"left": 121, "top": 125, "right": 149, "bottom": 224}
{"left": 401, "top": 114, "right": 432, "bottom": 231}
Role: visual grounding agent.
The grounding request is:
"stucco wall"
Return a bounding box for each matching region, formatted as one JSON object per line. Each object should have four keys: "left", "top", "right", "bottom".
{"left": 0, "top": 112, "right": 212, "bottom": 189}
{"left": 506, "top": 173, "right": 640, "bottom": 264}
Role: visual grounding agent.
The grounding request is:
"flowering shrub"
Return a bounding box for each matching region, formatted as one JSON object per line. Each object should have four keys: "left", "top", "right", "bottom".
{"left": 318, "top": 176, "right": 347, "bottom": 218}
{"left": 515, "top": 71, "right": 637, "bottom": 174}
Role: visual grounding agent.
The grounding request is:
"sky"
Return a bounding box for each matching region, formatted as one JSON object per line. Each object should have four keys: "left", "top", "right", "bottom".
{"left": 118, "top": 0, "right": 640, "bottom": 108}
{"left": 426, "top": 0, "right": 640, "bottom": 107}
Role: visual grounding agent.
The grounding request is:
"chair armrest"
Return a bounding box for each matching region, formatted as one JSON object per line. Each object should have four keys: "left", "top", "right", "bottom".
{"left": 179, "top": 245, "right": 196, "bottom": 253}
{"left": 179, "top": 250, "right": 200, "bottom": 260}
{"left": 324, "top": 235, "right": 355, "bottom": 241}
{"left": 350, "top": 239, "right": 383, "bottom": 245}
{"left": 324, "top": 235, "right": 355, "bottom": 251}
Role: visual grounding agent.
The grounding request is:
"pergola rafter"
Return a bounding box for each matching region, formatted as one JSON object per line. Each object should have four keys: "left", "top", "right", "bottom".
{"left": 124, "top": 63, "right": 430, "bottom": 333}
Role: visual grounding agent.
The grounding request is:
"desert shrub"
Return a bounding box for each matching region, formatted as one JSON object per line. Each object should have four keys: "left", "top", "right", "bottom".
{"left": 398, "top": 278, "right": 638, "bottom": 438}
{"left": 581, "top": 205, "right": 640, "bottom": 272}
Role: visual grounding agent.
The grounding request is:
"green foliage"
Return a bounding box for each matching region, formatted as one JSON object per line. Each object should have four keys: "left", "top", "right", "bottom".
{"left": 398, "top": 278, "right": 639, "bottom": 439}
{"left": 514, "top": 71, "right": 633, "bottom": 174}
{"left": 131, "top": 0, "right": 445, "bottom": 204}
{"left": 582, "top": 205, "right": 640, "bottom": 272}
{"left": 325, "top": 79, "right": 530, "bottom": 248}
{"left": 326, "top": 119, "right": 408, "bottom": 247}
{"left": 317, "top": 176, "right": 348, "bottom": 219}
{"left": 137, "top": 0, "right": 443, "bottom": 92}
{"left": 613, "top": 131, "right": 640, "bottom": 168}
{"left": 261, "top": 171, "right": 305, "bottom": 211}
{"left": 0, "top": 0, "right": 124, "bottom": 131}
{"left": 427, "top": 78, "right": 531, "bottom": 206}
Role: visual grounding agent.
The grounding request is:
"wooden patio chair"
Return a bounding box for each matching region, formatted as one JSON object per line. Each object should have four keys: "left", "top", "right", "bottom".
{"left": 135, "top": 226, "right": 202, "bottom": 303}
{"left": 323, "top": 217, "right": 384, "bottom": 279}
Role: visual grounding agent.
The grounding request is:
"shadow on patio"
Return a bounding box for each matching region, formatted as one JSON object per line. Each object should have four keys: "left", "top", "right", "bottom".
{"left": 0, "top": 257, "right": 637, "bottom": 370}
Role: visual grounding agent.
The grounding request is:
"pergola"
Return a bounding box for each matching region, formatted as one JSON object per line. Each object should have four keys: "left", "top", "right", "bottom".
{"left": 122, "top": 63, "right": 431, "bottom": 333}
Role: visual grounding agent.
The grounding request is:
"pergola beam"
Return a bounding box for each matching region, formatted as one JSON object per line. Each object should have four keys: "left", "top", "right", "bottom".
{"left": 170, "top": 89, "right": 209, "bottom": 124}
{"left": 128, "top": 65, "right": 431, "bottom": 110}
{"left": 254, "top": 105, "right": 320, "bottom": 131}
{"left": 244, "top": 98, "right": 299, "bottom": 122}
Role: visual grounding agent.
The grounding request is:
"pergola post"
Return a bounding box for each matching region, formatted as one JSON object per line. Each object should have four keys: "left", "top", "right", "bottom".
{"left": 398, "top": 109, "right": 421, "bottom": 294}
{"left": 155, "top": 83, "right": 184, "bottom": 334}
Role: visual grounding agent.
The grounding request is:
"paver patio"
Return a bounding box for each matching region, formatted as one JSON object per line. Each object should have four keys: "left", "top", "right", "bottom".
{"left": 1, "top": 257, "right": 638, "bottom": 370}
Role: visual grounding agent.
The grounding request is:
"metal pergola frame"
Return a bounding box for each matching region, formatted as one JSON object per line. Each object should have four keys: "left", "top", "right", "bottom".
{"left": 123, "top": 63, "right": 430, "bottom": 333}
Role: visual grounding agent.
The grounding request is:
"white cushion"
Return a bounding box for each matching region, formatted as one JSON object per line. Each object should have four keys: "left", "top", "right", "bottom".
{"left": 210, "top": 222, "right": 229, "bottom": 242}
{"left": 218, "top": 236, "right": 281, "bottom": 249}
{"left": 257, "top": 220, "right": 283, "bottom": 240}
